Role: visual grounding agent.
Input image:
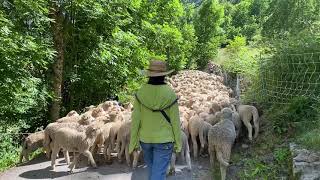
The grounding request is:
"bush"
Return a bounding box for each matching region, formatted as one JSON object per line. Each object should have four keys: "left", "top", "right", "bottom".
{"left": 298, "top": 128, "right": 320, "bottom": 151}
{"left": 222, "top": 36, "right": 259, "bottom": 77}
{"left": 265, "top": 96, "right": 320, "bottom": 135}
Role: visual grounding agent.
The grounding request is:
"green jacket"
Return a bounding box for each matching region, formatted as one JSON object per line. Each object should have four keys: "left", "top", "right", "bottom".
{"left": 129, "top": 84, "right": 182, "bottom": 153}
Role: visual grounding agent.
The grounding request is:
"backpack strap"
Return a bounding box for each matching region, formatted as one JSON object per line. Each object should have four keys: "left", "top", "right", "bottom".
{"left": 135, "top": 94, "right": 178, "bottom": 124}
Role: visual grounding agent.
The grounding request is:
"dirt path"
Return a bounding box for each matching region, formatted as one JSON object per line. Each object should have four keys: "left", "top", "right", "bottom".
{"left": 0, "top": 153, "right": 213, "bottom": 180}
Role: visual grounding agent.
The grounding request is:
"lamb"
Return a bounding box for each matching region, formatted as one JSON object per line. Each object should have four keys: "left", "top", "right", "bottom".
{"left": 167, "top": 130, "right": 191, "bottom": 174}
{"left": 180, "top": 117, "right": 189, "bottom": 137}
{"left": 56, "top": 110, "right": 80, "bottom": 123}
{"left": 91, "top": 122, "right": 115, "bottom": 156}
{"left": 123, "top": 102, "right": 133, "bottom": 111}
{"left": 66, "top": 110, "right": 79, "bottom": 117}
{"left": 105, "top": 120, "right": 123, "bottom": 160}
{"left": 43, "top": 122, "right": 86, "bottom": 161}
{"left": 237, "top": 104, "right": 259, "bottom": 141}
{"left": 188, "top": 115, "right": 205, "bottom": 158}
{"left": 19, "top": 130, "right": 45, "bottom": 163}
{"left": 84, "top": 105, "right": 95, "bottom": 112}
{"left": 205, "top": 111, "right": 222, "bottom": 126}
{"left": 78, "top": 113, "right": 96, "bottom": 125}
{"left": 50, "top": 123, "right": 101, "bottom": 172}
{"left": 91, "top": 107, "right": 107, "bottom": 118}
{"left": 208, "top": 108, "right": 236, "bottom": 180}
{"left": 209, "top": 102, "right": 222, "bottom": 114}
{"left": 199, "top": 121, "right": 213, "bottom": 153}
{"left": 115, "top": 121, "right": 140, "bottom": 168}
{"left": 231, "top": 111, "right": 242, "bottom": 139}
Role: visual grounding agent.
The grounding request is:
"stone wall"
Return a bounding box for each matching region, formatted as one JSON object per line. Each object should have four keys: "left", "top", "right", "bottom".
{"left": 290, "top": 143, "right": 320, "bottom": 180}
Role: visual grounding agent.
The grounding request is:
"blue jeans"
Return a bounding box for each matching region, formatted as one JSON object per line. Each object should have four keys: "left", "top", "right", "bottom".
{"left": 140, "top": 141, "right": 174, "bottom": 180}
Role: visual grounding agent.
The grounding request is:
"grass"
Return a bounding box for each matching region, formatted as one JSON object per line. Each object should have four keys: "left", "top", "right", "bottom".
{"left": 0, "top": 146, "right": 43, "bottom": 172}
{"left": 297, "top": 128, "right": 320, "bottom": 151}
{"left": 0, "top": 146, "right": 20, "bottom": 172}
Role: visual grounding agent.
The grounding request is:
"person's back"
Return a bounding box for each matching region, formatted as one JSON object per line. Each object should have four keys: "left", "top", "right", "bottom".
{"left": 129, "top": 60, "right": 181, "bottom": 180}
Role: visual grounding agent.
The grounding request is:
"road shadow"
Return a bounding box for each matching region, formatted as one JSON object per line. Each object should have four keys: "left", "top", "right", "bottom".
{"left": 19, "top": 166, "right": 72, "bottom": 179}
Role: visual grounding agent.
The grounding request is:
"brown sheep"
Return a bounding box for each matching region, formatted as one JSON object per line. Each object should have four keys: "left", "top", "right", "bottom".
{"left": 20, "top": 131, "right": 45, "bottom": 163}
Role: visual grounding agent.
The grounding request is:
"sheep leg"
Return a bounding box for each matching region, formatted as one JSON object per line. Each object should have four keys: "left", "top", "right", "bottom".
{"left": 19, "top": 151, "right": 24, "bottom": 163}
{"left": 170, "top": 153, "right": 176, "bottom": 175}
{"left": 132, "top": 150, "right": 139, "bottom": 169}
{"left": 185, "top": 144, "right": 192, "bottom": 171}
{"left": 83, "top": 150, "right": 97, "bottom": 168}
{"left": 63, "top": 150, "right": 70, "bottom": 165}
{"left": 243, "top": 119, "right": 253, "bottom": 141}
{"left": 220, "top": 163, "right": 227, "bottom": 180}
{"left": 125, "top": 145, "right": 131, "bottom": 166}
{"left": 103, "top": 141, "right": 108, "bottom": 162}
{"left": 50, "top": 146, "right": 60, "bottom": 170}
{"left": 191, "top": 135, "right": 198, "bottom": 159}
{"left": 110, "top": 133, "right": 116, "bottom": 152}
{"left": 181, "top": 145, "right": 186, "bottom": 162}
{"left": 90, "top": 141, "right": 97, "bottom": 155}
{"left": 118, "top": 141, "right": 125, "bottom": 163}
{"left": 25, "top": 151, "right": 30, "bottom": 161}
{"left": 209, "top": 148, "right": 215, "bottom": 168}
{"left": 106, "top": 139, "right": 113, "bottom": 162}
{"left": 68, "top": 153, "right": 80, "bottom": 173}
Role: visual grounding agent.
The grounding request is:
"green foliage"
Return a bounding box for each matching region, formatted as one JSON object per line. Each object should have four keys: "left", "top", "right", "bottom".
{"left": 194, "top": 0, "right": 224, "bottom": 69}
{"left": 238, "top": 147, "right": 290, "bottom": 179}
{"left": 298, "top": 128, "right": 320, "bottom": 151}
{"left": 262, "top": 0, "right": 320, "bottom": 38}
{"left": 0, "top": 123, "right": 23, "bottom": 172}
{"left": 0, "top": 0, "right": 53, "bottom": 130}
{"left": 265, "top": 96, "right": 320, "bottom": 135}
{"left": 222, "top": 36, "right": 259, "bottom": 77}
{"left": 221, "top": 0, "right": 269, "bottom": 41}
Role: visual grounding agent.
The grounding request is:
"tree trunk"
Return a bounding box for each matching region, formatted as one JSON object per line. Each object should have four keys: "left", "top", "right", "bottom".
{"left": 49, "top": 1, "right": 64, "bottom": 121}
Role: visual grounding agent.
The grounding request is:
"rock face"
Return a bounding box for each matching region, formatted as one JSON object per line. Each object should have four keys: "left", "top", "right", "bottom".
{"left": 290, "top": 143, "right": 320, "bottom": 180}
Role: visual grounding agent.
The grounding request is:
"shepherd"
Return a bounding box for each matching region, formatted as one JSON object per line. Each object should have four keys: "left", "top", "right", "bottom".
{"left": 129, "top": 60, "right": 182, "bottom": 180}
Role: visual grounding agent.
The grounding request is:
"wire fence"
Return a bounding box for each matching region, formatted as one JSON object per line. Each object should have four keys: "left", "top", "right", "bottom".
{"left": 257, "top": 52, "right": 320, "bottom": 107}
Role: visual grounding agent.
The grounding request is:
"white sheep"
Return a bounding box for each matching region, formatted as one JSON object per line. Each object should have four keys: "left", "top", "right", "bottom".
{"left": 237, "top": 104, "right": 259, "bottom": 141}
{"left": 50, "top": 123, "right": 101, "bottom": 172}
{"left": 115, "top": 121, "right": 140, "bottom": 168}
{"left": 208, "top": 108, "right": 236, "bottom": 180}
{"left": 43, "top": 122, "right": 86, "bottom": 162}
{"left": 168, "top": 130, "right": 191, "bottom": 174}
{"left": 19, "top": 130, "right": 45, "bottom": 163}
{"left": 56, "top": 110, "right": 80, "bottom": 123}
{"left": 188, "top": 115, "right": 205, "bottom": 159}
{"left": 91, "top": 122, "right": 115, "bottom": 156}
{"left": 199, "top": 120, "right": 213, "bottom": 153}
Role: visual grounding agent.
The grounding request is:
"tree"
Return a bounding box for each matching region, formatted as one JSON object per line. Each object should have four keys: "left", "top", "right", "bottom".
{"left": 262, "top": 0, "right": 320, "bottom": 38}
{"left": 194, "top": 0, "right": 224, "bottom": 69}
{"left": 49, "top": 0, "right": 65, "bottom": 121}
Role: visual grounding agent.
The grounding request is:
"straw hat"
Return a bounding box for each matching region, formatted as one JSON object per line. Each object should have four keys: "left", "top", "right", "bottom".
{"left": 145, "top": 60, "right": 174, "bottom": 77}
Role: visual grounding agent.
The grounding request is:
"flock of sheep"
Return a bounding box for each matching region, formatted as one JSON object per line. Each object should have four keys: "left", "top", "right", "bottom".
{"left": 19, "top": 70, "right": 260, "bottom": 180}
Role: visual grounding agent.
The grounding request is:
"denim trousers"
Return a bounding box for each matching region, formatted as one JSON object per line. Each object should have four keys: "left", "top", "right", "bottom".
{"left": 140, "top": 141, "right": 174, "bottom": 180}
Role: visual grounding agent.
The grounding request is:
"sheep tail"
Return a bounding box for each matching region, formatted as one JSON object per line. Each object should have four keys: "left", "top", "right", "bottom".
{"left": 216, "top": 151, "right": 229, "bottom": 167}
{"left": 251, "top": 106, "right": 259, "bottom": 138}
{"left": 43, "top": 131, "right": 51, "bottom": 158}
{"left": 251, "top": 107, "right": 259, "bottom": 124}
